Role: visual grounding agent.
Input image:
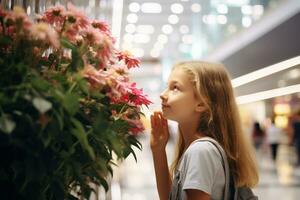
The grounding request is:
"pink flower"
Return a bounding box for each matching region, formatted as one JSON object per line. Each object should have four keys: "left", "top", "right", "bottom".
{"left": 81, "top": 26, "right": 103, "bottom": 45}
{"left": 95, "top": 34, "right": 114, "bottom": 68}
{"left": 0, "top": 7, "right": 8, "bottom": 18}
{"left": 128, "top": 83, "right": 152, "bottom": 106}
{"left": 80, "top": 64, "right": 108, "bottom": 90}
{"left": 91, "top": 20, "right": 110, "bottom": 34}
{"left": 116, "top": 51, "right": 140, "bottom": 69}
{"left": 91, "top": 20, "right": 116, "bottom": 44}
{"left": 30, "top": 22, "right": 60, "bottom": 48}
{"left": 121, "top": 114, "right": 145, "bottom": 135}
{"left": 65, "top": 3, "right": 89, "bottom": 29}
{"left": 62, "top": 25, "right": 78, "bottom": 42}
{"left": 41, "top": 5, "right": 66, "bottom": 25}
{"left": 5, "top": 7, "right": 33, "bottom": 33}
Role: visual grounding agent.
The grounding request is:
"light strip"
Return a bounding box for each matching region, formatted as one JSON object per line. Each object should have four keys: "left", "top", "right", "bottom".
{"left": 232, "top": 55, "right": 300, "bottom": 87}
{"left": 236, "top": 84, "right": 300, "bottom": 105}
{"left": 111, "top": 0, "right": 124, "bottom": 48}
{"left": 206, "top": 0, "right": 300, "bottom": 62}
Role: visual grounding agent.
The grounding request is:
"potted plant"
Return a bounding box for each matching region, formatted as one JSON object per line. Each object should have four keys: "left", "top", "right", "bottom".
{"left": 0, "top": 3, "right": 151, "bottom": 200}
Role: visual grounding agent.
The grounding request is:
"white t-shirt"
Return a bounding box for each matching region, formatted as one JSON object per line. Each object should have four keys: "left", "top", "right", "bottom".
{"left": 169, "top": 138, "right": 225, "bottom": 200}
{"left": 266, "top": 124, "right": 282, "bottom": 144}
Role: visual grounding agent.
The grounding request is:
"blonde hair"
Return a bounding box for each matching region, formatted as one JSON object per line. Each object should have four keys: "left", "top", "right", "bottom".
{"left": 170, "top": 61, "right": 259, "bottom": 187}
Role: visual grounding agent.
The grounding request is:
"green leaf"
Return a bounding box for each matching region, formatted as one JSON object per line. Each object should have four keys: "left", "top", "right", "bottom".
{"left": 63, "top": 93, "right": 79, "bottom": 116}
{"left": 60, "top": 38, "right": 76, "bottom": 50}
{"left": 128, "top": 136, "right": 142, "bottom": 150}
{"left": 71, "top": 118, "right": 95, "bottom": 160}
{"left": 0, "top": 114, "right": 16, "bottom": 134}
{"left": 99, "top": 177, "right": 109, "bottom": 192}
{"left": 31, "top": 77, "right": 50, "bottom": 92}
{"left": 32, "top": 97, "right": 52, "bottom": 114}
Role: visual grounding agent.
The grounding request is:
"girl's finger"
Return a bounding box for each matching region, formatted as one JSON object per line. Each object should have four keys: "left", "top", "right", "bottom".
{"left": 156, "top": 112, "right": 162, "bottom": 129}
{"left": 150, "top": 115, "right": 154, "bottom": 128}
{"left": 154, "top": 112, "right": 158, "bottom": 128}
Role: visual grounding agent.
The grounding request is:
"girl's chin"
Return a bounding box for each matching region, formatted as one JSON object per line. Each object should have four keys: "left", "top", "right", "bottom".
{"left": 161, "top": 111, "right": 168, "bottom": 118}
{"left": 161, "top": 111, "right": 173, "bottom": 121}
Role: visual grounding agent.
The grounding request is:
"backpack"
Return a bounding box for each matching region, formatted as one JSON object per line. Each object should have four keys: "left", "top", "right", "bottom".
{"left": 198, "top": 138, "right": 258, "bottom": 200}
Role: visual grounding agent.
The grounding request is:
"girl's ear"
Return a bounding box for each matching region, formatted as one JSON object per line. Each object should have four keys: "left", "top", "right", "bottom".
{"left": 195, "top": 103, "right": 206, "bottom": 112}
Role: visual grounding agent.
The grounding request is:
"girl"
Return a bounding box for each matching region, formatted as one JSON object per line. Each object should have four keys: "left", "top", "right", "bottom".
{"left": 150, "top": 61, "right": 259, "bottom": 200}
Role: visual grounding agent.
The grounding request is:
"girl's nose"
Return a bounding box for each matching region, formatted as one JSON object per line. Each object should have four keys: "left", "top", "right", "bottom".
{"left": 160, "top": 89, "right": 167, "bottom": 101}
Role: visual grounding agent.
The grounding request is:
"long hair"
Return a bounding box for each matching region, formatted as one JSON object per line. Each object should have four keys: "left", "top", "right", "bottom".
{"left": 170, "top": 61, "right": 259, "bottom": 187}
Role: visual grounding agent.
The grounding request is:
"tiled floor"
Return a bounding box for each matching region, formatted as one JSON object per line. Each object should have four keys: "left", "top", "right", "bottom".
{"left": 114, "top": 132, "right": 300, "bottom": 200}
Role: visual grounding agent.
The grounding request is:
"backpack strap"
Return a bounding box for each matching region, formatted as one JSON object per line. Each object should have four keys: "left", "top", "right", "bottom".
{"left": 195, "top": 137, "right": 231, "bottom": 200}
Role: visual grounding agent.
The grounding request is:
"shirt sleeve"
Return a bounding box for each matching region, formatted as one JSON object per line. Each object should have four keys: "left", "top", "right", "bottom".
{"left": 181, "top": 141, "right": 223, "bottom": 195}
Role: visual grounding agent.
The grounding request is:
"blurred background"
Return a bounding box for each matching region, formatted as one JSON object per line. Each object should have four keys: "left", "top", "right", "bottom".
{"left": 2, "top": 0, "right": 300, "bottom": 199}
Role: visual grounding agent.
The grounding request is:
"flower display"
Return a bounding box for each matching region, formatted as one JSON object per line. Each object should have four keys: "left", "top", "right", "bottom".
{"left": 0, "top": 3, "right": 151, "bottom": 200}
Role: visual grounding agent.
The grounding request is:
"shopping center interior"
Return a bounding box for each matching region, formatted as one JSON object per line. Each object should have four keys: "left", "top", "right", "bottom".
{"left": 1, "top": 0, "right": 300, "bottom": 199}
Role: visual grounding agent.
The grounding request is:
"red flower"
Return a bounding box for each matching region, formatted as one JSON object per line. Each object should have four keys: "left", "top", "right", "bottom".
{"left": 128, "top": 83, "right": 152, "bottom": 106}
{"left": 91, "top": 20, "right": 110, "bottom": 34}
{"left": 65, "top": 3, "right": 89, "bottom": 29}
{"left": 41, "top": 5, "right": 66, "bottom": 25}
{"left": 116, "top": 51, "right": 140, "bottom": 69}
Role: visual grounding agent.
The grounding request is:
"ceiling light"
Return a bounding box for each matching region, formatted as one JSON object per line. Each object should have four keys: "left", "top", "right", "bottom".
{"left": 242, "top": 16, "right": 252, "bottom": 27}
{"left": 158, "top": 34, "right": 168, "bottom": 44}
{"left": 123, "top": 33, "right": 134, "bottom": 42}
{"left": 182, "top": 34, "right": 193, "bottom": 44}
{"left": 253, "top": 5, "right": 264, "bottom": 16}
{"left": 129, "top": 2, "right": 140, "bottom": 13}
{"left": 241, "top": 5, "right": 252, "bottom": 15}
{"left": 133, "top": 33, "right": 150, "bottom": 43}
{"left": 111, "top": 0, "right": 124, "bottom": 48}
{"left": 191, "top": 3, "right": 201, "bottom": 13}
{"left": 217, "top": 4, "right": 228, "bottom": 14}
{"left": 89, "top": 0, "right": 95, "bottom": 7}
{"left": 227, "top": 24, "right": 237, "bottom": 33}
{"left": 236, "top": 84, "right": 300, "bottom": 104}
{"left": 162, "top": 24, "right": 173, "bottom": 34}
{"left": 150, "top": 50, "right": 160, "bottom": 58}
{"left": 127, "top": 13, "right": 138, "bottom": 23}
{"left": 132, "top": 48, "right": 144, "bottom": 58}
{"left": 26, "top": 6, "right": 31, "bottom": 15}
{"left": 217, "top": 15, "right": 227, "bottom": 24}
{"left": 179, "top": 43, "right": 190, "bottom": 53}
{"left": 288, "top": 69, "right": 300, "bottom": 79}
{"left": 125, "top": 24, "right": 136, "bottom": 33}
{"left": 168, "top": 14, "right": 179, "bottom": 24}
{"left": 141, "top": 3, "right": 162, "bottom": 13}
{"left": 231, "top": 56, "right": 300, "bottom": 87}
{"left": 154, "top": 42, "right": 164, "bottom": 51}
{"left": 136, "top": 25, "right": 154, "bottom": 34}
{"left": 203, "top": 14, "right": 216, "bottom": 24}
{"left": 171, "top": 3, "right": 184, "bottom": 14}
{"left": 179, "top": 25, "right": 189, "bottom": 34}
{"left": 226, "top": 0, "right": 250, "bottom": 7}
{"left": 122, "top": 42, "right": 133, "bottom": 50}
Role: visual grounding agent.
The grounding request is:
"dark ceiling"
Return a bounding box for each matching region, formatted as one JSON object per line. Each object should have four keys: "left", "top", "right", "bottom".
{"left": 222, "top": 11, "right": 300, "bottom": 79}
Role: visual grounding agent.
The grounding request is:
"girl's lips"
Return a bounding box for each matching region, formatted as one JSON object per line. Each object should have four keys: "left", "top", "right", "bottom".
{"left": 161, "top": 104, "right": 170, "bottom": 109}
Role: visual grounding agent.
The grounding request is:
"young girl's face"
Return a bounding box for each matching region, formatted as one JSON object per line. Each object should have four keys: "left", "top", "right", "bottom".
{"left": 160, "top": 68, "right": 201, "bottom": 123}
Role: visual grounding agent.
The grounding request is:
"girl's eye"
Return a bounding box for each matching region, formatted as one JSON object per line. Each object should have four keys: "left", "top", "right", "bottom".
{"left": 172, "top": 85, "right": 179, "bottom": 90}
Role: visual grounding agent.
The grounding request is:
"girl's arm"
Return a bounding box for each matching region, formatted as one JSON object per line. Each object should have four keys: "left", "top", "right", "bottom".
{"left": 185, "top": 189, "right": 210, "bottom": 200}
{"left": 152, "top": 147, "right": 172, "bottom": 200}
{"left": 150, "top": 112, "right": 171, "bottom": 200}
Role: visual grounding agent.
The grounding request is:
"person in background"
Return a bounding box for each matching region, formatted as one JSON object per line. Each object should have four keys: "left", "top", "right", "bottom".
{"left": 292, "top": 110, "right": 300, "bottom": 166}
{"left": 266, "top": 118, "right": 282, "bottom": 162}
{"left": 252, "top": 121, "right": 266, "bottom": 150}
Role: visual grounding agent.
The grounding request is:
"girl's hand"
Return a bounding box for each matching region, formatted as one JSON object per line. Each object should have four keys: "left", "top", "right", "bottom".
{"left": 150, "top": 111, "right": 169, "bottom": 151}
